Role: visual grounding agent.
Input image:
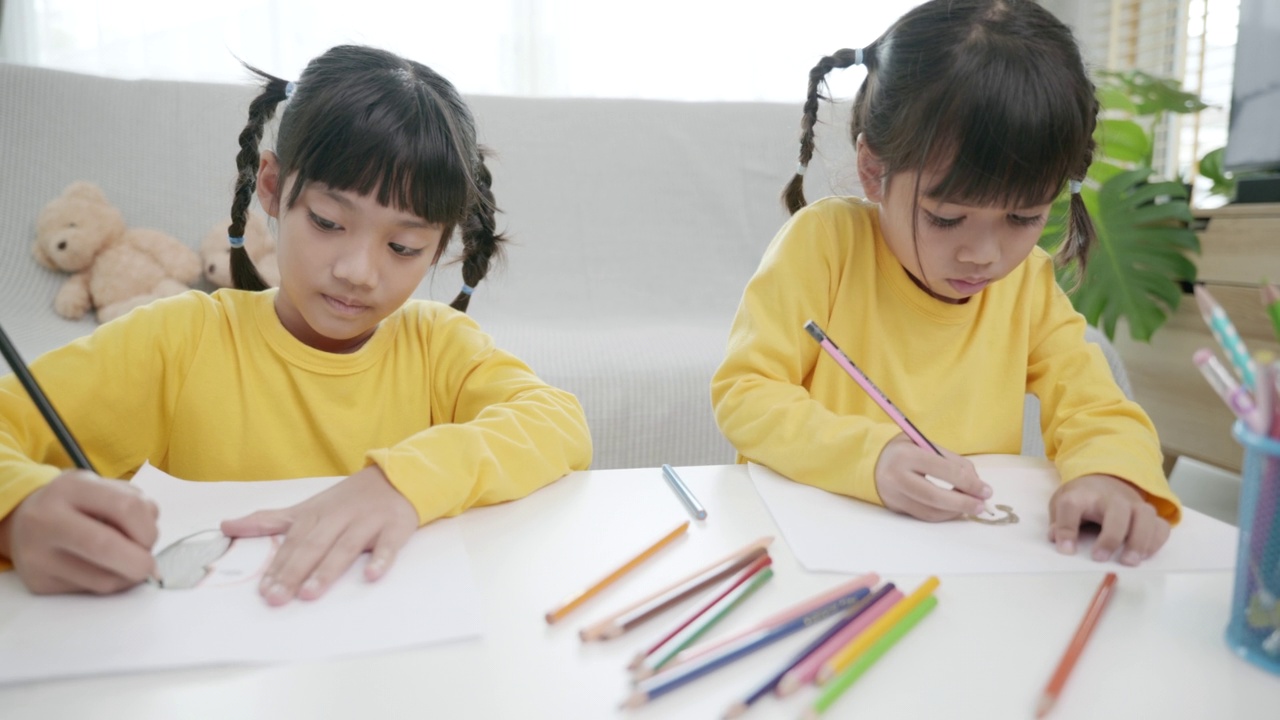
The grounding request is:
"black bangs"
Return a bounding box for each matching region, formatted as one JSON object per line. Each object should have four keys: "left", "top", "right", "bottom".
{"left": 279, "top": 74, "right": 473, "bottom": 226}
{"left": 917, "top": 51, "right": 1085, "bottom": 210}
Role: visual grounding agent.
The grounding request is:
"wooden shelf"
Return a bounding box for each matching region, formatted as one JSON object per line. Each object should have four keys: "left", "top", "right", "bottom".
{"left": 1113, "top": 204, "right": 1280, "bottom": 473}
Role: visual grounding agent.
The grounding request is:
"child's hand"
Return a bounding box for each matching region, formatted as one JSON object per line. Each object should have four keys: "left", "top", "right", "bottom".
{"left": 220, "top": 465, "right": 419, "bottom": 606}
{"left": 874, "top": 434, "right": 993, "bottom": 521}
{"left": 1048, "top": 473, "right": 1171, "bottom": 566}
{"left": 0, "top": 470, "right": 159, "bottom": 594}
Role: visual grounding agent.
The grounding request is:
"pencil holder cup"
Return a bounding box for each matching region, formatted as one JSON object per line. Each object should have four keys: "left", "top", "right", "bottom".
{"left": 1227, "top": 420, "right": 1280, "bottom": 675}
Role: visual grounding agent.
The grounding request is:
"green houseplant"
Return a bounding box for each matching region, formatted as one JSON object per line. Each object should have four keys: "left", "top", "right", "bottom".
{"left": 1039, "top": 70, "right": 1207, "bottom": 341}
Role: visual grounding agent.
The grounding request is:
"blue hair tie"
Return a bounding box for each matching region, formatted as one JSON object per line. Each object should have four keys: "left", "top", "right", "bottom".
{"left": 228, "top": 235, "right": 245, "bottom": 248}
{"left": 284, "top": 81, "right": 297, "bottom": 99}
{"left": 1069, "top": 180, "right": 1083, "bottom": 195}
{"left": 460, "top": 283, "right": 475, "bottom": 296}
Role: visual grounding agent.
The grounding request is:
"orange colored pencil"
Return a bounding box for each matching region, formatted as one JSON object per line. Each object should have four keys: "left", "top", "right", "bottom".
{"left": 1035, "top": 572, "right": 1117, "bottom": 718}
{"left": 544, "top": 520, "right": 690, "bottom": 624}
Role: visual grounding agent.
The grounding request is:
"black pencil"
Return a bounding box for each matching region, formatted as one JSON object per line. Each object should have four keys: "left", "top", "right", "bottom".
{"left": 0, "top": 324, "right": 96, "bottom": 473}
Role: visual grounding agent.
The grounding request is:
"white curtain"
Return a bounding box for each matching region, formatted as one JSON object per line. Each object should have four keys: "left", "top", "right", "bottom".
{"left": 1, "top": 0, "right": 925, "bottom": 102}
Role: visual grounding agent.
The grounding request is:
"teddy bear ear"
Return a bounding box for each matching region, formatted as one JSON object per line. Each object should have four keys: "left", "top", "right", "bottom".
{"left": 32, "top": 240, "right": 57, "bottom": 270}
{"left": 61, "top": 181, "right": 108, "bottom": 204}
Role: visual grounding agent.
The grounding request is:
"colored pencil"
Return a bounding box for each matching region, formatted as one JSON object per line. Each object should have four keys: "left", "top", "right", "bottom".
{"left": 804, "top": 320, "right": 995, "bottom": 515}
{"left": 818, "top": 576, "right": 940, "bottom": 683}
{"left": 636, "top": 565, "right": 775, "bottom": 679}
{"left": 544, "top": 520, "right": 689, "bottom": 624}
{"left": 579, "top": 537, "right": 773, "bottom": 641}
{"left": 662, "top": 464, "right": 707, "bottom": 520}
{"left": 620, "top": 586, "right": 873, "bottom": 709}
{"left": 1193, "top": 347, "right": 1261, "bottom": 432}
{"left": 629, "top": 553, "right": 772, "bottom": 672}
{"left": 664, "top": 572, "right": 880, "bottom": 670}
{"left": 775, "top": 586, "right": 904, "bottom": 697}
{"left": 1263, "top": 281, "right": 1280, "bottom": 342}
{"left": 804, "top": 595, "right": 939, "bottom": 718}
{"left": 1194, "top": 284, "right": 1256, "bottom": 389}
{"left": 1035, "top": 572, "right": 1118, "bottom": 718}
{"left": 0, "top": 323, "right": 96, "bottom": 472}
{"left": 723, "top": 583, "right": 899, "bottom": 718}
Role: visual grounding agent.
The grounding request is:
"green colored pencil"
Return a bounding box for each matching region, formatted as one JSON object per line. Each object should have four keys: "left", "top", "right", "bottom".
{"left": 641, "top": 566, "right": 774, "bottom": 676}
{"left": 805, "top": 594, "right": 938, "bottom": 717}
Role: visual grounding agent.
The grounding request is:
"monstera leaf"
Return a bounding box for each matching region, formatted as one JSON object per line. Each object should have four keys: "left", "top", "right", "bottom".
{"left": 1041, "top": 167, "right": 1199, "bottom": 341}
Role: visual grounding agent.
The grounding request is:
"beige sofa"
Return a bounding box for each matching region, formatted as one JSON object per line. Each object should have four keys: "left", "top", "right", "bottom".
{"left": 0, "top": 61, "right": 1127, "bottom": 469}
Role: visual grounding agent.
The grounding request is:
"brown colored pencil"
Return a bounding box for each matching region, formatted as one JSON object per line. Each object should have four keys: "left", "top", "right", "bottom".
{"left": 1035, "top": 572, "right": 1117, "bottom": 718}
{"left": 579, "top": 537, "right": 774, "bottom": 642}
{"left": 544, "top": 520, "right": 689, "bottom": 625}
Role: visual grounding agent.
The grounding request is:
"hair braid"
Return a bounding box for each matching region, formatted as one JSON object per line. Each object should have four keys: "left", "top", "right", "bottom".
{"left": 783, "top": 47, "right": 865, "bottom": 215}
{"left": 230, "top": 71, "right": 290, "bottom": 291}
{"left": 1059, "top": 93, "right": 1100, "bottom": 289}
{"left": 449, "top": 149, "right": 507, "bottom": 312}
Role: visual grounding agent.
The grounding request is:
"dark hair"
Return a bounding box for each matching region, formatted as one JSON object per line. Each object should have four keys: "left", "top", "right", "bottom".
{"left": 784, "top": 0, "right": 1098, "bottom": 279}
{"left": 228, "top": 45, "right": 504, "bottom": 312}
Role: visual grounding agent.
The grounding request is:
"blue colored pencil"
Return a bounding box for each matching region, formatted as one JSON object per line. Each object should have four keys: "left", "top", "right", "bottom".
{"left": 620, "top": 585, "right": 872, "bottom": 708}
{"left": 721, "top": 583, "right": 898, "bottom": 718}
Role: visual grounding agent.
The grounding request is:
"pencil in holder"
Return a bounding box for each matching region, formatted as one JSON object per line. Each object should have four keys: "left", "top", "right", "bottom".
{"left": 1226, "top": 420, "right": 1280, "bottom": 674}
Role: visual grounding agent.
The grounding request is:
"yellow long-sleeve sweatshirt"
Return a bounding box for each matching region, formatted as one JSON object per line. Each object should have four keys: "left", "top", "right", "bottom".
{"left": 0, "top": 289, "right": 593, "bottom": 546}
{"left": 711, "top": 197, "right": 1179, "bottom": 522}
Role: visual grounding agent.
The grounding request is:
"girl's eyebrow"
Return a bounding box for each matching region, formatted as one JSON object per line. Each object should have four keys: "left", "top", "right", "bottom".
{"left": 318, "top": 188, "right": 433, "bottom": 229}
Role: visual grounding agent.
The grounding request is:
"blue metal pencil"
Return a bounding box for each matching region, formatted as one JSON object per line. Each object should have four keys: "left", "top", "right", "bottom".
{"left": 662, "top": 463, "right": 707, "bottom": 520}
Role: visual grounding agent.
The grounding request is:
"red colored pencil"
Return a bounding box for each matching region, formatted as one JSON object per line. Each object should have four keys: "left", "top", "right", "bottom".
{"left": 1035, "top": 572, "right": 1117, "bottom": 718}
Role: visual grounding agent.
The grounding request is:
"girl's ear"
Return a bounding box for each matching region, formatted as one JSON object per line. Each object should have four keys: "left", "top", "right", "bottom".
{"left": 257, "top": 151, "right": 283, "bottom": 218}
{"left": 856, "top": 134, "right": 887, "bottom": 203}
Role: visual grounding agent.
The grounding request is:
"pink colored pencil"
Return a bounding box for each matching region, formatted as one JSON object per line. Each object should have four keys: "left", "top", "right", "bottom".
{"left": 775, "top": 587, "right": 904, "bottom": 696}
{"left": 664, "top": 572, "right": 879, "bottom": 670}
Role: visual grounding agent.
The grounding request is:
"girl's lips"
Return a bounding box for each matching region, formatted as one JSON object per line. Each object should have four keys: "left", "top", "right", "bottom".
{"left": 323, "top": 294, "right": 369, "bottom": 315}
{"left": 947, "top": 278, "right": 989, "bottom": 295}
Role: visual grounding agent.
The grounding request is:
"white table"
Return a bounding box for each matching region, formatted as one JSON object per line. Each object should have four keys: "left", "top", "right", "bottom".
{"left": 1, "top": 465, "right": 1276, "bottom": 719}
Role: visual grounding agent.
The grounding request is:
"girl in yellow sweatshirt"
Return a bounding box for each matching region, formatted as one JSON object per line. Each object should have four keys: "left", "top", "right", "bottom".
{"left": 712, "top": 0, "right": 1177, "bottom": 566}
{"left": 0, "top": 46, "right": 592, "bottom": 602}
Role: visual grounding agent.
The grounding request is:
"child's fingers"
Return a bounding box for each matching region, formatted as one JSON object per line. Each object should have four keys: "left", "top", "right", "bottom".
{"left": 259, "top": 516, "right": 338, "bottom": 606}
{"left": 296, "top": 524, "right": 379, "bottom": 601}
{"left": 364, "top": 522, "right": 417, "bottom": 582}
{"left": 56, "top": 510, "right": 158, "bottom": 584}
{"left": 916, "top": 454, "right": 990, "bottom": 501}
{"left": 1091, "top": 501, "right": 1132, "bottom": 562}
{"left": 1049, "top": 495, "right": 1085, "bottom": 554}
{"left": 897, "top": 475, "right": 979, "bottom": 520}
{"left": 221, "top": 509, "right": 293, "bottom": 538}
{"left": 70, "top": 479, "right": 160, "bottom": 551}
{"left": 46, "top": 549, "right": 145, "bottom": 595}
{"left": 1121, "top": 504, "right": 1169, "bottom": 564}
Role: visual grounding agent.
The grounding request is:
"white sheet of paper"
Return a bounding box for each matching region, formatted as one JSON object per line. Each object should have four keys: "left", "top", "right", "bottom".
{"left": 748, "top": 455, "right": 1239, "bottom": 575}
{"left": 0, "top": 463, "right": 484, "bottom": 685}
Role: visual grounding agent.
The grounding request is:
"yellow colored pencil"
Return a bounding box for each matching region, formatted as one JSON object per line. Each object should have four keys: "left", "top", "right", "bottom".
{"left": 544, "top": 520, "right": 689, "bottom": 624}
{"left": 816, "top": 576, "right": 939, "bottom": 683}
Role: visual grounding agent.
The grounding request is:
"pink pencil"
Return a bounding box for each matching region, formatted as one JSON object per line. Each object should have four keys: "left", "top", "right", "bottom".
{"left": 774, "top": 587, "right": 904, "bottom": 696}
{"left": 663, "top": 572, "right": 880, "bottom": 670}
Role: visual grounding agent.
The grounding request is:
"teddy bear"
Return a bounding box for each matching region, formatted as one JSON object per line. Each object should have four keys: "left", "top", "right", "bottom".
{"left": 33, "top": 182, "right": 202, "bottom": 323}
{"left": 199, "top": 210, "right": 279, "bottom": 289}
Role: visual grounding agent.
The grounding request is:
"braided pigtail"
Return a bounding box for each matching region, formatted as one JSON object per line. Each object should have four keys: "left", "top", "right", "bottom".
{"left": 449, "top": 149, "right": 507, "bottom": 312}
{"left": 229, "top": 70, "right": 292, "bottom": 291}
{"left": 1058, "top": 94, "right": 1100, "bottom": 290}
{"left": 783, "top": 47, "right": 867, "bottom": 215}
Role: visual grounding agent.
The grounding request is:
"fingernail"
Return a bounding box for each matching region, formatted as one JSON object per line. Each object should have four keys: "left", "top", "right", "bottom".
{"left": 973, "top": 501, "right": 987, "bottom": 515}
{"left": 300, "top": 577, "right": 321, "bottom": 597}
{"left": 266, "top": 583, "right": 289, "bottom": 602}
{"left": 259, "top": 575, "right": 273, "bottom": 592}
{"left": 1092, "top": 548, "right": 1109, "bottom": 562}
{"left": 367, "top": 557, "right": 387, "bottom": 578}
{"left": 980, "top": 485, "right": 993, "bottom": 499}
{"left": 1122, "top": 550, "right": 1141, "bottom": 566}
{"left": 1058, "top": 540, "right": 1076, "bottom": 555}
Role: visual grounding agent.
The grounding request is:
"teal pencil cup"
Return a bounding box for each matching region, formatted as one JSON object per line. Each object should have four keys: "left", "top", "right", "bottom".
{"left": 1227, "top": 420, "right": 1280, "bottom": 675}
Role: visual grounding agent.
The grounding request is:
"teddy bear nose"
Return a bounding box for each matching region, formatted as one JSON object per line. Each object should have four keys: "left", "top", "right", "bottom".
{"left": 56, "top": 241, "right": 67, "bottom": 251}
